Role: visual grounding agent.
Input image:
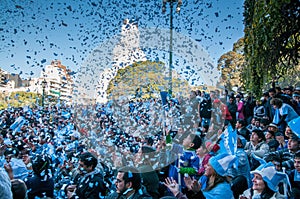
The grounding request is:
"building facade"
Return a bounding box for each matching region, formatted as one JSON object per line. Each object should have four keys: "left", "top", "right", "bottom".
{"left": 41, "top": 60, "right": 73, "bottom": 104}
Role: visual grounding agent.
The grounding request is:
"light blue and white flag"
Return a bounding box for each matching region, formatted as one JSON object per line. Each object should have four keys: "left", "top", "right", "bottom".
{"left": 10, "top": 116, "right": 26, "bottom": 134}
{"left": 219, "top": 124, "right": 237, "bottom": 155}
{"left": 288, "top": 117, "right": 300, "bottom": 138}
{"left": 251, "top": 162, "right": 289, "bottom": 192}
{"left": 61, "top": 111, "right": 71, "bottom": 119}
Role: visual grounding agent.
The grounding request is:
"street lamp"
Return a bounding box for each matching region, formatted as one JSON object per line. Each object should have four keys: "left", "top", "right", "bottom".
{"left": 41, "top": 79, "right": 47, "bottom": 108}
{"left": 162, "top": 0, "right": 182, "bottom": 96}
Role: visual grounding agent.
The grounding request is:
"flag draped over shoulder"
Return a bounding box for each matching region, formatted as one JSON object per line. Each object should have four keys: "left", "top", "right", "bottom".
{"left": 218, "top": 124, "right": 237, "bottom": 155}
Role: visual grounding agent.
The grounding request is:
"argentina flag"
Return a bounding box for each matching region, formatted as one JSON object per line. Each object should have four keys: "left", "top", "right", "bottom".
{"left": 218, "top": 124, "right": 237, "bottom": 155}
{"left": 288, "top": 117, "right": 300, "bottom": 138}
{"left": 10, "top": 116, "right": 26, "bottom": 134}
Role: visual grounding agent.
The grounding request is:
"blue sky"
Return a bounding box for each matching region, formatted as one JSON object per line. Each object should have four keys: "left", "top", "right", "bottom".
{"left": 0, "top": 0, "right": 244, "bottom": 79}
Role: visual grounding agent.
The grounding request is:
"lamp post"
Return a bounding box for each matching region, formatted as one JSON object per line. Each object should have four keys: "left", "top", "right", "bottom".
{"left": 41, "top": 79, "right": 47, "bottom": 108}
{"left": 162, "top": 0, "right": 182, "bottom": 96}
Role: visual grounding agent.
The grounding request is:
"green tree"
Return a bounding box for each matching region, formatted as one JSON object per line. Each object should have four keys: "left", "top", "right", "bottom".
{"left": 107, "top": 60, "right": 191, "bottom": 99}
{"left": 218, "top": 38, "right": 246, "bottom": 91}
{"left": 243, "top": 0, "right": 300, "bottom": 96}
{"left": 0, "top": 91, "right": 39, "bottom": 109}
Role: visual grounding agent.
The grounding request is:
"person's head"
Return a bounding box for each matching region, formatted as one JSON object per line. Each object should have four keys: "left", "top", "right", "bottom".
{"left": 78, "top": 152, "right": 98, "bottom": 174}
{"left": 250, "top": 117, "right": 256, "bottom": 125}
{"left": 254, "top": 118, "right": 261, "bottom": 127}
{"left": 275, "top": 131, "right": 285, "bottom": 143}
{"left": 263, "top": 92, "right": 269, "bottom": 99}
{"left": 285, "top": 126, "right": 293, "bottom": 138}
{"left": 275, "top": 86, "right": 282, "bottom": 94}
{"left": 265, "top": 131, "right": 275, "bottom": 142}
{"left": 212, "top": 98, "right": 221, "bottom": 107}
{"left": 287, "top": 134, "right": 300, "bottom": 153}
{"left": 293, "top": 91, "right": 300, "bottom": 102}
{"left": 251, "top": 162, "right": 287, "bottom": 195}
{"left": 144, "top": 137, "right": 154, "bottom": 146}
{"left": 4, "top": 148, "right": 19, "bottom": 163}
{"left": 250, "top": 129, "right": 265, "bottom": 144}
{"left": 268, "top": 88, "right": 276, "bottom": 98}
{"left": 267, "top": 123, "right": 278, "bottom": 133}
{"left": 196, "top": 142, "right": 209, "bottom": 157}
{"left": 252, "top": 173, "right": 268, "bottom": 193}
{"left": 210, "top": 90, "right": 216, "bottom": 99}
{"left": 270, "top": 98, "right": 283, "bottom": 109}
{"left": 257, "top": 99, "right": 263, "bottom": 106}
{"left": 294, "top": 151, "right": 300, "bottom": 173}
{"left": 260, "top": 118, "right": 270, "bottom": 129}
{"left": 189, "top": 90, "right": 197, "bottom": 99}
{"left": 236, "top": 119, "right": 247, "bottom": 129}
{"left": 204, "top": 162, "right": 217, "bottom": 178}
{"left": 115, "top": 166, "right": 141, "bottom": 194}
{"left": 32, "top": 154, "right": 51, "bottom": 178}
{"left": 286, "top": 86, "right": 294, "bottom": 95}
{"left": 137, "top": 145, "right": 156, "bottom": 165}
{"left": 202, "top": 124, "right": 209, "bottom": 132}
{"left": 229, "top": 96, "right": 235, "bottom": 103}
{"left": 237, "top": 135, "right": 247, "bottom": 148}
{"left": 268, "top": 139, "right": 280, "bottom": 152}
{"left": 11, "top": 179, "right": 27, "bottom": 199}
{"left": 182, "top": 134, "right": 202, "bottom": 150}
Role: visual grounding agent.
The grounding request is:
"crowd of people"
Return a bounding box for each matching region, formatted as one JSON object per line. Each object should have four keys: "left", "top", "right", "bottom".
{"left": 0, "top": 85, "right": 300, "bottom": 199}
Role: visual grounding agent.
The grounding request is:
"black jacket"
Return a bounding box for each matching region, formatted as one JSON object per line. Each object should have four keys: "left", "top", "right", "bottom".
{"left": 25, "top": 175, "right": 54, "bottom": 199}
{"left": 74, "top": 169, "right": 107, "bottom": 199}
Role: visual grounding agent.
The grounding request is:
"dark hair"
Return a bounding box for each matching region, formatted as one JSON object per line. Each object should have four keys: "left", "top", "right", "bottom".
{"left": 11, "top": 179, "right": 27, "bottom": 199}
{"left": 290, "top": 134, "right": 300, "bottom": 142}
{"left": 141, "top": 145, "right": 155, "bottom": 154}
{"left": 141, "top": 145, "right": 156, "bottom": 164}
{"left": 270, "top": 98, "right": 283, "bottom": 108}
{"left": 260, "top": 118, "right": 270, "bottom": 125}
{"left": 118, "top": 166, "right": 141, "bottom": 191}
{"left": 268, "top": 88, "right": 276, "bottom": 93}
{"left": 189, "top": 134, "right": 202, "bottom": 150}
{"left": 275, "top": 86, "right": 281, "bottom": 92}
{"left": 250, "top": 182, "right": 275, "bottom": 199}
{"left": 268, "top": 139, "right": 279, "bottom": 152}
{"left": 252, "top": 129, "right": 266, "bottom": 142}
{"left": 4, "top": 148, "right": 19, "bottom": 158}
{"left": 78, "top": 152, "right": 98, "bottom": 170}
{"left": 205, "top": 172, "right": 227, "bottom": 191}
{"left": 263, "top": 92, "right": 269, "bottom": 97}
{"left": 295, "top": 150, "right": 300, "bottom": 159}
{"left": 32, "top": 154, "right": 51, "bottom": 177}
{"left": 145, "top": 137, "right": 154, "bottom": 146}
{"left": 237, "top": 119, "right": 247, "bottom": 127}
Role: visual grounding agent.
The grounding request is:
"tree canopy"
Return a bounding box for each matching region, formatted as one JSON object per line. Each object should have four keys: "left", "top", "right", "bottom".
{"left": 106, "top": 60, "right": 191, "bottom": 99}
{"left": 243, "top": 0, "right": 300, "bottom": 96}
{"left": 218, "top": 38, "right": 246, "bottom": 91}
{"left": 0, "top": 91, "right": 40, "bottom": 110}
